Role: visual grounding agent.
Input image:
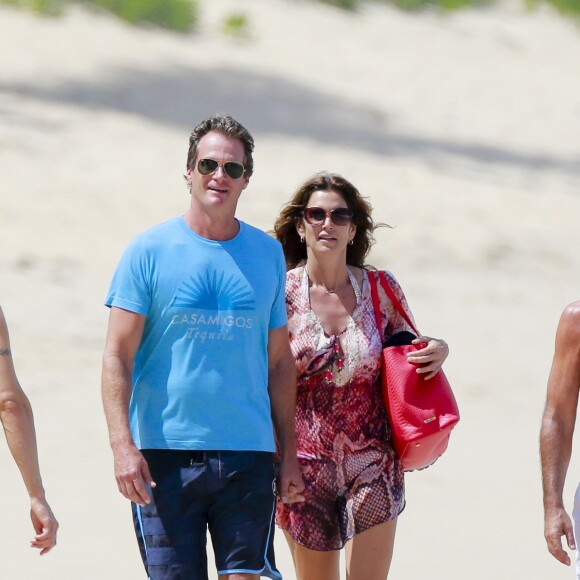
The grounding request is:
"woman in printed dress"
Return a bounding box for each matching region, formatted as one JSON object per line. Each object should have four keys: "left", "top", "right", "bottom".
{"left": 273, "top": 172, "right": 449, "bottom": 580}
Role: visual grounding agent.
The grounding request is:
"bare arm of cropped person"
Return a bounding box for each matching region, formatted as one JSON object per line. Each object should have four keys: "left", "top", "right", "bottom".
{"left": 0, "top": 306, "right": 58, "bottom": 554}
{"left": 541, "top": 302, "right": 580, "bottom": 567}
{"left": 102, "top": 306, "right": 155, "bottom": 507}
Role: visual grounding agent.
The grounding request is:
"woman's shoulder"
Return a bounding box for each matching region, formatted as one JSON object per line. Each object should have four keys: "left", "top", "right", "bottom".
{"left": 360, "top": 269, "right": 409, "bottom": 307}
{"left": 364, "top": 268, "right": 402, "bottom": 287}
{"left": 287, "top": 264, "right": 305, "bottom": 282}
{"left": 344, "top": 265, "right": 364, "bottom": 290}
{"left": 285, "top": 265, "right": 308, "bottom": 320}
{"left": 285, "top": 265, "right": 305, "bottom": 297}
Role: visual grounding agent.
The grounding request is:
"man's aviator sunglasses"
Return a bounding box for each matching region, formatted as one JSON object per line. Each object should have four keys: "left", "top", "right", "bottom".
{"left": 302, "top": 207, "right": 354, "bottom": 227}
{"left": 197, "top": 158, "right": 245, "bottom": 180}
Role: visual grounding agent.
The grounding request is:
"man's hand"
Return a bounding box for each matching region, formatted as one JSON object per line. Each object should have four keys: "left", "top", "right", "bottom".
{"left": 113, "top": 444, "right": 156, "bottom": 506}
{"left": 278, "top": 456, "right": 305, "bottom": 505}
{"left": 545, "top": 506, "right": 576, "bottom": 566}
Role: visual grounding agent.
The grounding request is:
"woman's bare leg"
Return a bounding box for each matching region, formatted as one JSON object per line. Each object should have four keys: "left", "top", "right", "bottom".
{"left": 345, "top": 519, "right": 397, "bottom": 580}
{"left": 284, "top": 530, "right": 341, "bottom": 580}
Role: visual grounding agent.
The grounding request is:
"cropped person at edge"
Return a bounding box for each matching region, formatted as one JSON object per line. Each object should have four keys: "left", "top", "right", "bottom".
{"left": 0, "top": 305, "right": 58, "bottom": 555}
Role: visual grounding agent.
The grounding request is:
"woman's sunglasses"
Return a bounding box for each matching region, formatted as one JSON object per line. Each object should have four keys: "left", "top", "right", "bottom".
{"left": 302, "top": 207, "right": 354, "bottom": 227}
{"left": 197, "top": 158, "right": 245, "bottom": 180}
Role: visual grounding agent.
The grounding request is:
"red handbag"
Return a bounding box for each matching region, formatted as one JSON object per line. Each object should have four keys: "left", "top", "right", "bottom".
{"left": 368, "top": 271, "right": 459, "bottom": 471}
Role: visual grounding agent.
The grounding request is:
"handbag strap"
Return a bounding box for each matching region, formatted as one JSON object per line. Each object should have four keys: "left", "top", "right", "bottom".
{"left": 367, "top": 270, "right": 420, "bottom": 337}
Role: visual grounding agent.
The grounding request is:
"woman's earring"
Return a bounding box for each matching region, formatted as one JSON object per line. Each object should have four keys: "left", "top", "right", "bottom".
{"left": 349, "top": 239, "right": 354, "bottom": 245}
{"left": 300, "top": 236, "right": 305, "bottom": 243}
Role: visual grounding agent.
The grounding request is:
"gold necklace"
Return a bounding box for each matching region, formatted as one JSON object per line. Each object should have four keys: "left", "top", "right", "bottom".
{"left": 305, "top": 268, "right": 349, "bottom": 295}
{"left": 304, "top": 266, "right": 361, "bottom": 299}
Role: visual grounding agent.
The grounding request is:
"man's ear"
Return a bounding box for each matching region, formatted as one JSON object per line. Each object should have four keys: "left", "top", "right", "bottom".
{"left": 184, "top": 168, "right": 193, "bottom": 193}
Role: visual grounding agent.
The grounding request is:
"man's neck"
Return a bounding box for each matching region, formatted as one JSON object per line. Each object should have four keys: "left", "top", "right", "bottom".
{"left": 183, "top": 208, "right": 240, "bottom": 241}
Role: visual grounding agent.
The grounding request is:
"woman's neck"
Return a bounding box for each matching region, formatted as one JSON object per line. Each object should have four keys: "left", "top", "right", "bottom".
{"left": 305, "top": 254, "right": 350, "bottom": 295}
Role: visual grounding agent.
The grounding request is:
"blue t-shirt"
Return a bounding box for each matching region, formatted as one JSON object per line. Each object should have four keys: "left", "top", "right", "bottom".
{"left": 105, "top": 217, "right": 287, "bottom": 452}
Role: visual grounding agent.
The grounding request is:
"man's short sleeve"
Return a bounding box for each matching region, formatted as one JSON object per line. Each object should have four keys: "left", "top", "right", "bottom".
{"left": 269, "top": 245, "right": 288, "bottom": 330}
{"left": 105, "top": 239, "right": 152, "bottom": 316}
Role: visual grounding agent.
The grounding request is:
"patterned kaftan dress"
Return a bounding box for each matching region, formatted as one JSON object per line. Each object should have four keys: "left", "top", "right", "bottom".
{"left": 276, "top": 265, "right": 415, "bottom": 551}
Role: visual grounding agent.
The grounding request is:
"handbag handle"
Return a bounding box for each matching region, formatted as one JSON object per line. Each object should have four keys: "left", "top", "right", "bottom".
{"left": 368, "top": 271, "right": 420, "bottom": 338}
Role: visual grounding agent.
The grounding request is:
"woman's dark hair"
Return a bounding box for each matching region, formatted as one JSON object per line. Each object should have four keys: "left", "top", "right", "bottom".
{"left": 274, "top": 172, "right": 381, "bottom": 269}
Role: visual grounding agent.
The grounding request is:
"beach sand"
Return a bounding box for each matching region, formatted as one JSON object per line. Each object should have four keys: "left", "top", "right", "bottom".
{"left": 1, "top": 0, "right": 580, "bottom": 577}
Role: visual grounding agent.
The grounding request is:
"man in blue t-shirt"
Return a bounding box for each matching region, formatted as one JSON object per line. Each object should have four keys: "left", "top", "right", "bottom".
{"left": 101, "top": 114, "right": 304, "bottom": 580}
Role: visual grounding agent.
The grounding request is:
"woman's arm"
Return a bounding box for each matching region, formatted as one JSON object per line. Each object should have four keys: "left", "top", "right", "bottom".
{"left": 375, "top": 270, "right": 449, "bottom": 379}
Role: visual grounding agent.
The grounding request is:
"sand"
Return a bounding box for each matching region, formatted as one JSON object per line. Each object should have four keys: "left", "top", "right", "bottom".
{"left": 1, "top": 0, "right": 580, "bottom": 577}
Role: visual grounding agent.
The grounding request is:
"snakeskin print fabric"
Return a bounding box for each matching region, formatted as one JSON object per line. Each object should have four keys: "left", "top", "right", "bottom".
{"left": 276, "top": 266, "right": 414, "bottom": 551}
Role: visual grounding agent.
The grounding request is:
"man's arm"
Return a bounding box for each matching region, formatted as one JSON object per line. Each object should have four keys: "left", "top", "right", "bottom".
{"left": 101, "top": 306, "right": 155, "bottom": 506}
{"left": 540, "top": 301, "right": 580, "bottom": 566}
{"left": 267, "top": 325, "right": 304, "bottom": 504}
{"left": 0, "top": 307, "right": 58, "bottom": 554}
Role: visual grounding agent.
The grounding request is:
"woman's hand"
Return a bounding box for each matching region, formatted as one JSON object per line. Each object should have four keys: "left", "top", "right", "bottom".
{"left": 406, "top": 336, "right": 449, "bottom": 380}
